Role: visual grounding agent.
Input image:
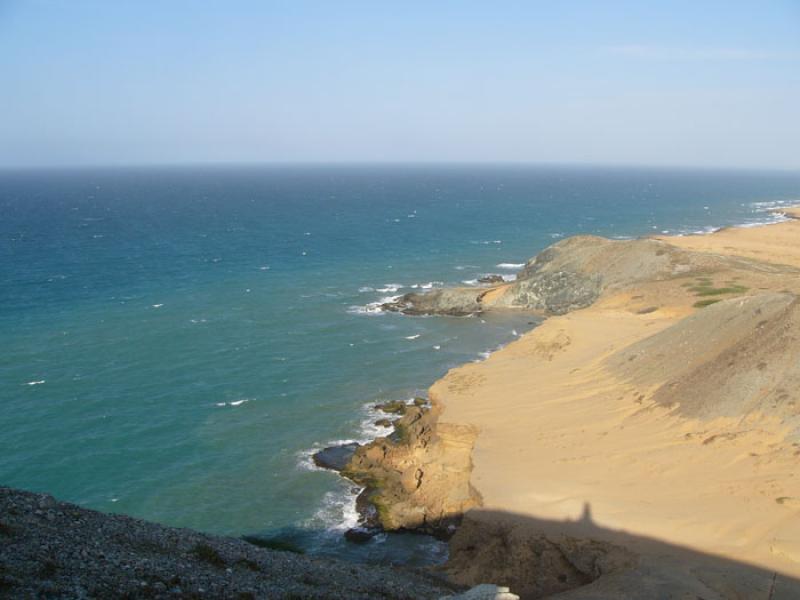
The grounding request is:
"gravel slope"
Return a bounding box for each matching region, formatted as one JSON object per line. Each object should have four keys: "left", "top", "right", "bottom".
{"left": 0, "top": 487, "right": 456, "bottom": 599}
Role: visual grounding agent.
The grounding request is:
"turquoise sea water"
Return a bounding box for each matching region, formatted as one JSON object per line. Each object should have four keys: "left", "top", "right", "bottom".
{"left": 2, "top": 165, "right": 800, "bottom": 563}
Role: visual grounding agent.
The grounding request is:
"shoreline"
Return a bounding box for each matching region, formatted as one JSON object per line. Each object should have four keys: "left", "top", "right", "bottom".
{"left": 317, "top": 203, "right": 800, "bottom": 531}
{"left": 323, "top": 204, "right": 800, "bottom": 596}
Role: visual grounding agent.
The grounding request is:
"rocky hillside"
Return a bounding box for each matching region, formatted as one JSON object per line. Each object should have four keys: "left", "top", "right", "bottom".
{"left": 0, "top": 487, "right": 457, "bottom": 599}
{"left": 384, "top": 234, "right": 795, "bottom": 316}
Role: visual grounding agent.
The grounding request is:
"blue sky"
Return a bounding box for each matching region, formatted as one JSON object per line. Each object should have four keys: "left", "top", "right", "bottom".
{"left": 1, "top": 1, "right": 798, "bottom": 168}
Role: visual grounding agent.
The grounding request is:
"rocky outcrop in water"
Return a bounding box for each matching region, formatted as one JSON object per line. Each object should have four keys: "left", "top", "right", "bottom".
{"left": 312, "top": 442, "right": 360, "bottom": 471}
{"left": 341, "top": 402, "right": 481, "bottom": 536}
{"left": 382, "top": 287, "right": 487, "bottom": 316}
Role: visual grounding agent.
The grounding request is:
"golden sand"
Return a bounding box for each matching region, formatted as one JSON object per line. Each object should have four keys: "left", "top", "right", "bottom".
{"left": 431, "top": 211, "right": 800, "bottom": 578}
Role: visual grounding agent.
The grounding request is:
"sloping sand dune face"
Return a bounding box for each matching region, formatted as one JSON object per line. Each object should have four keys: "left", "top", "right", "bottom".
{"left": 427, "top": 215, "right": 800, "bottom": 595}
{"left": 436, "top": 298, "right": 800, "bottom": 593}
{"left": 610, "top": 292, "right": 800, "bottom": 427}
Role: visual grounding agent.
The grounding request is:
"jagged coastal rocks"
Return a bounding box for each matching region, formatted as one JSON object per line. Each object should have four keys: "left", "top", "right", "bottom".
{"left": 312, "top": 398, "right": 480, "bottom": 539}
{"left": 342, "top": 400, "right": 481, "bottom": 536}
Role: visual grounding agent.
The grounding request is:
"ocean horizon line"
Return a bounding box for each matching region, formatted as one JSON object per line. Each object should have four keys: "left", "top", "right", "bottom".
{"left": 2, "top": 160, "right": 800, "bottom": 174}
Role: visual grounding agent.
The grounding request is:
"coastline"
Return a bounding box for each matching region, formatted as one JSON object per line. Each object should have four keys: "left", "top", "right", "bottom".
{"left": 328, "top": 206, "right": 800, "bottom": 596}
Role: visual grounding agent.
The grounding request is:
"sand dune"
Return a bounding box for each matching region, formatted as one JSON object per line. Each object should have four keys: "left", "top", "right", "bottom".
{"left": 427, "top": 212, "right": 800, "bottom": 595}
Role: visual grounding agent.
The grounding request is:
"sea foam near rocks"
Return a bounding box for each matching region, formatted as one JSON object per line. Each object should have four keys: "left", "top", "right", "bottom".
{"left": 347, "top": 295, "right": 400, "bottom": 315}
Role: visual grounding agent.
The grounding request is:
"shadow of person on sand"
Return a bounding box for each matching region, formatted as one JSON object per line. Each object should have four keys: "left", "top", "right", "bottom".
{"left": 436, "top": 502, "right": 799, "bottom": 600}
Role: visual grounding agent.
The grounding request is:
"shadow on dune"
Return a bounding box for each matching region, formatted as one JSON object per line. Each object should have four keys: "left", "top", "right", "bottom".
{"left": 440, "top": 503, "right": 800, "bottom": 599}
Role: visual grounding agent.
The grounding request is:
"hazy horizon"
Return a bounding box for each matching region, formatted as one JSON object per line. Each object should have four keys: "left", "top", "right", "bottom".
{"left": 2, "top": 160, "right": 800, "bottom": 174}
{"left": 2, "top": 1, "right": 799, "bottom": 170}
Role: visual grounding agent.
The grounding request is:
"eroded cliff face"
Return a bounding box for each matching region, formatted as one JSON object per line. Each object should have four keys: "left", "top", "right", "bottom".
{"left": 342, "top": 401, "right": 481, "bottom": 535}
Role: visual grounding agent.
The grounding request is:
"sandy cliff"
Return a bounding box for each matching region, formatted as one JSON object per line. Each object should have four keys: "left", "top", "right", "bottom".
{"left": 349, "top": 210, "right": 800, "bottom": 598}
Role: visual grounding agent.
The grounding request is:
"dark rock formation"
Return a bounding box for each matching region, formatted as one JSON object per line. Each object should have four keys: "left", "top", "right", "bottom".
{"left": 344, "top": 527, "right": 377, "bottom": 544}
{"left": 376, "top": 400, "right": 408, "bottom": 415}
{"left": 312, "top": 443, "right": 360, "bottom": 471}
{"left": 477, "top": 274, "right": 505, "bottom": 284}
{"left": 382, "top": 288, "right": 486, "bottom": 316}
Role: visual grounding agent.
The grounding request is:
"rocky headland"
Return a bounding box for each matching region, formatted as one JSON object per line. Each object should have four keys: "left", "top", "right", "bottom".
{"left": 326, "top": 208, "right": 800, "bottom": 598}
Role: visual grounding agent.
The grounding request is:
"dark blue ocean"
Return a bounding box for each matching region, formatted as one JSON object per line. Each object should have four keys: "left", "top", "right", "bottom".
{"left": 2, "top": 165, "right": 799, "bottom": 563}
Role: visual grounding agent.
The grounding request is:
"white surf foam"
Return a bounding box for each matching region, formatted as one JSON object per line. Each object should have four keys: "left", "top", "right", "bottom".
{"left": 405, "top": 334, "right": 421, "bottom": 340}
{"left": 409, "top": 281, "right": 443, "bottom": 290}
{"left": 26, "top": 380, "right": 45, "bottom": 386}
{"left": 496, "top": 263, "right": 525, "bottom": 269}
{"left": 215, "top": 398, "right": 251, "bottom": 408}
{"left": 310, "top": 487, "right": 362, "bottom": 531}
{"left": 750, "top": 199, "right": 799, "bottom": 210}
{"left": 376, "top": 284, "right": 403, "bottom": 293}
{"left": 347, "top": 294, "right": 400, "bottom": 316}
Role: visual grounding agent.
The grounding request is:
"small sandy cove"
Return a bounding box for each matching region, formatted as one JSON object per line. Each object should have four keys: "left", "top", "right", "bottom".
{"left": 432, "top": 208, "right": 800, "bottom": 579}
